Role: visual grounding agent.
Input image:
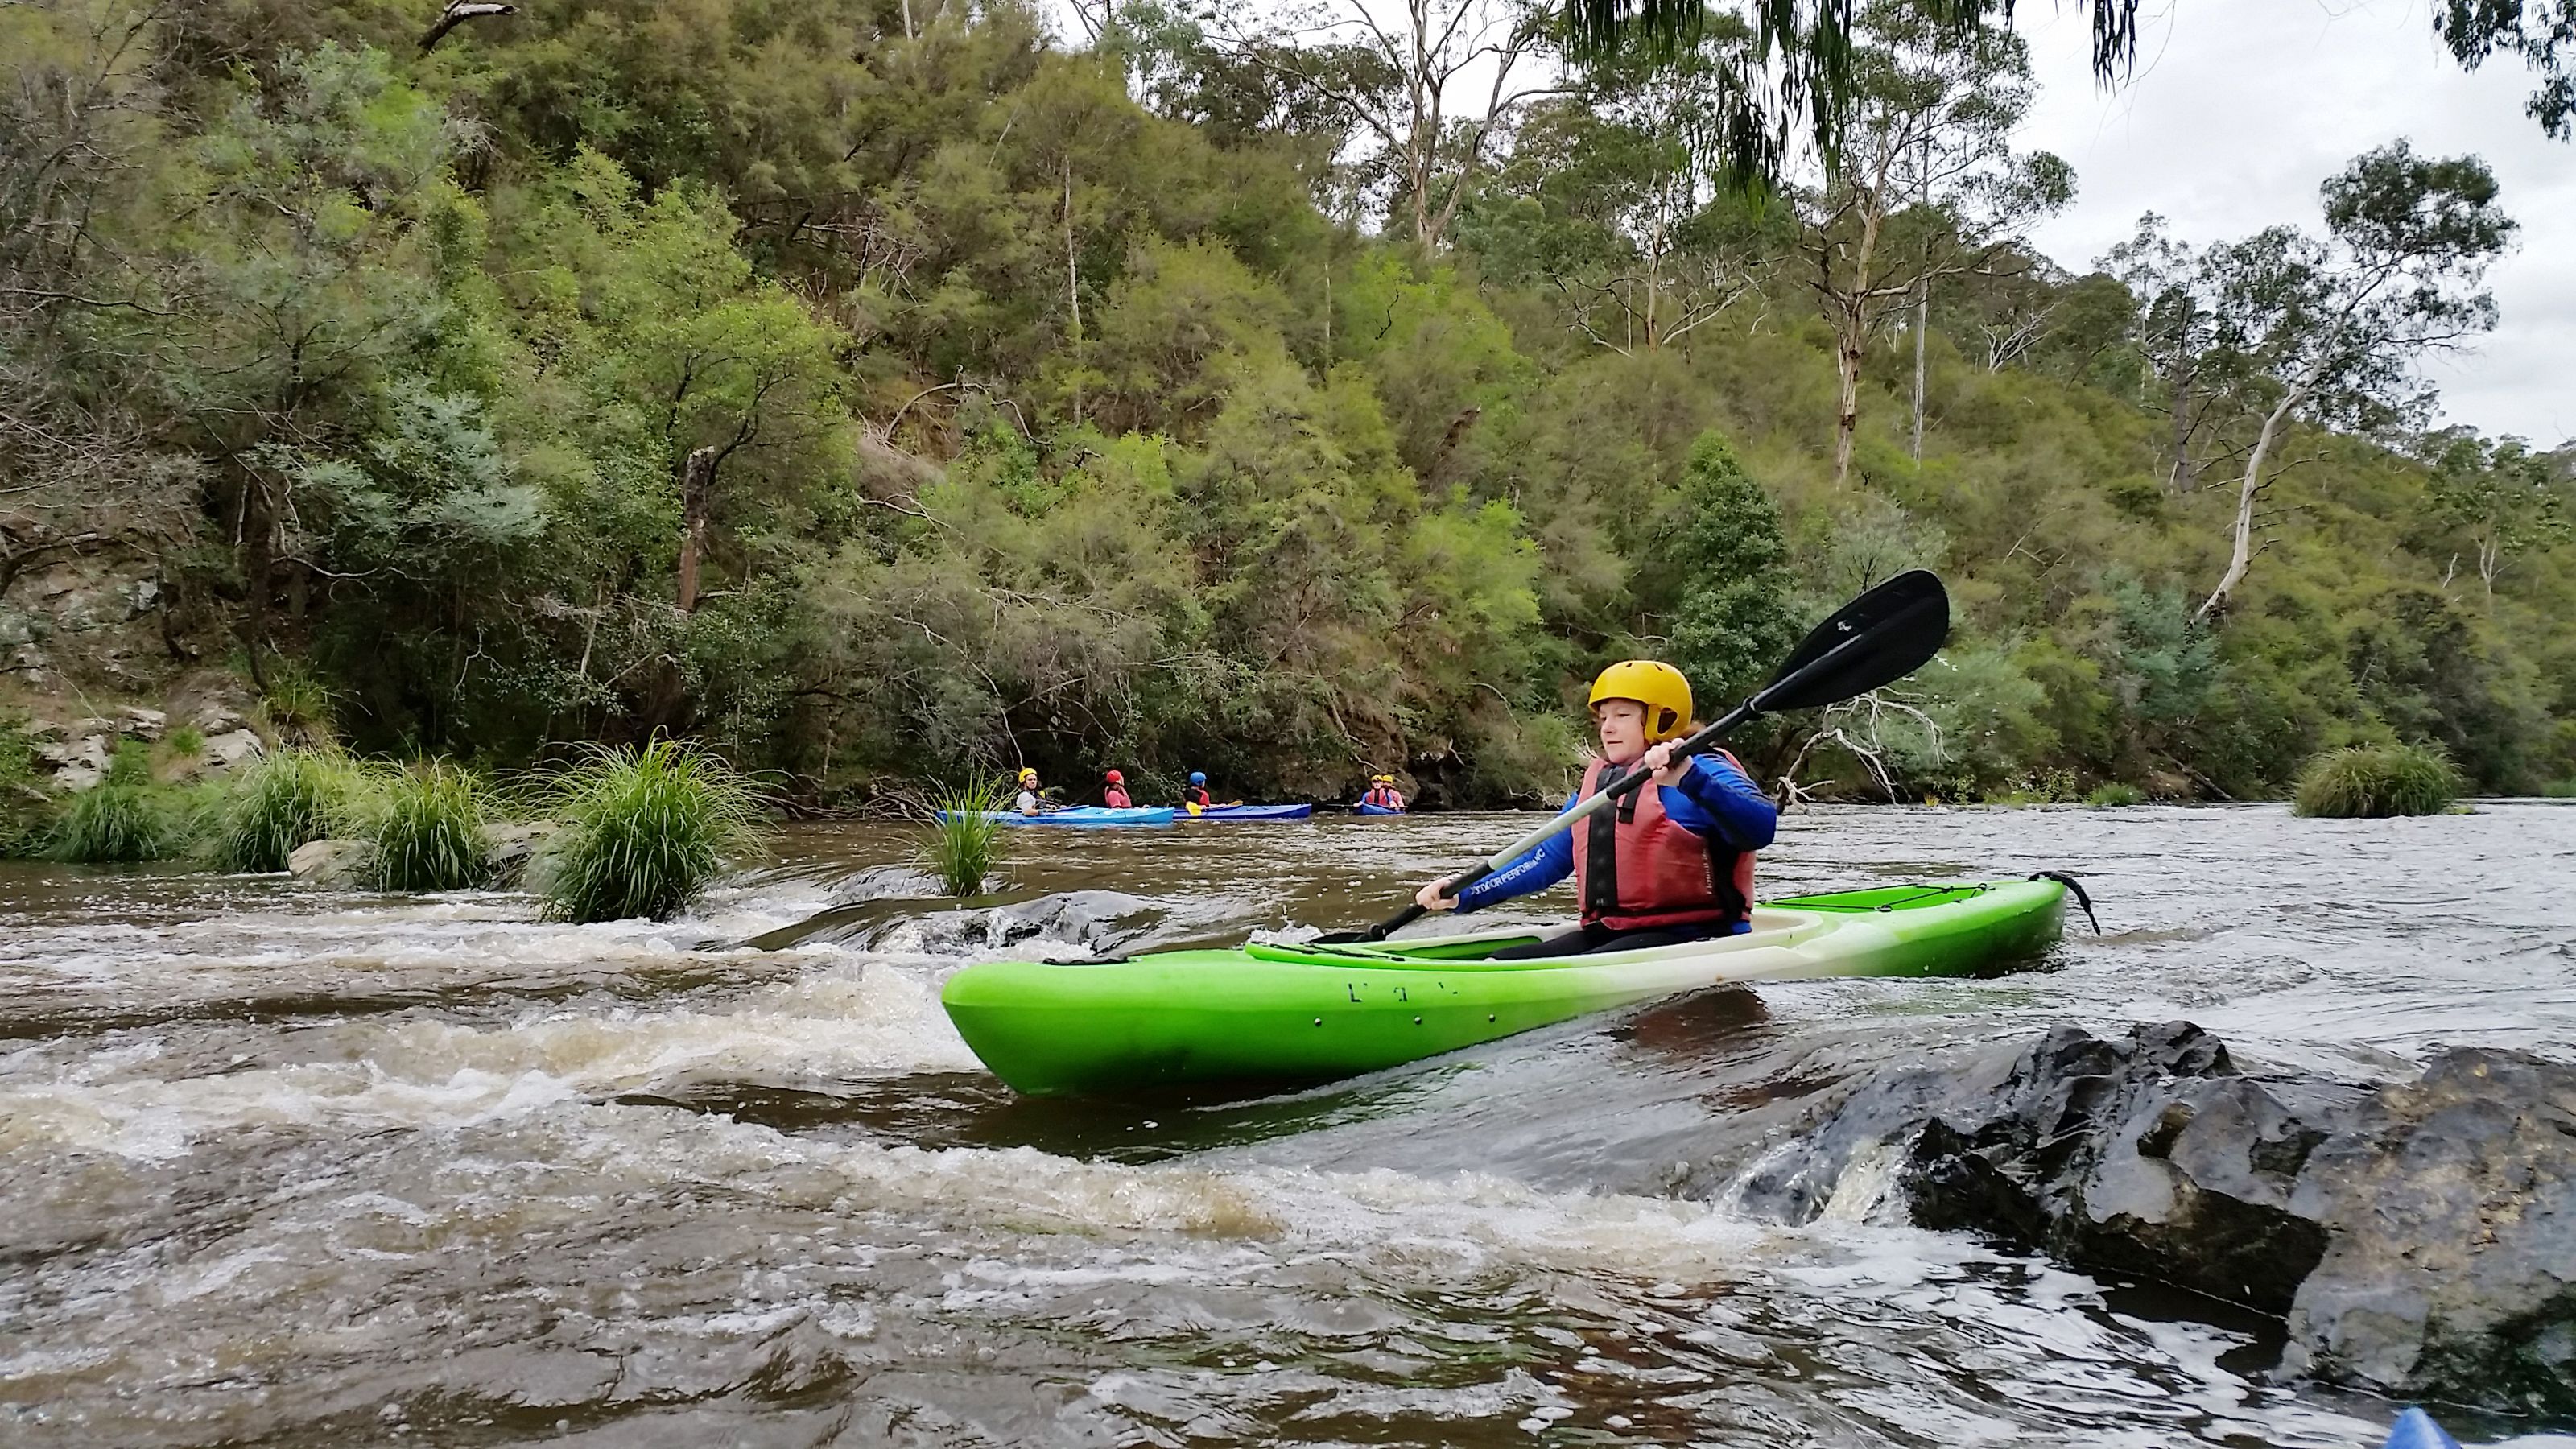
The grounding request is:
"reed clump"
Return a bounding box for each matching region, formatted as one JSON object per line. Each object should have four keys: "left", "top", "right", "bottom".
{"left": 203, "top": 747, "right": 375, "bottom": 872}
{"left": 2085, "top": 782, "right": 2146, "bottom": 807}
{"left": 49, "top": 743, "right": 183, "bottom": 863}
{"left": 2292, "top": 744, "right": 2461, "bottom": 819}
{"left": 532, "top": 740, "right": 766, "bottom": 923}
{"left": 919, "top": 780, "right": 1012, "bottom": 896}
{"left": 365, "top": 761, "right": 496, "bottom": 891}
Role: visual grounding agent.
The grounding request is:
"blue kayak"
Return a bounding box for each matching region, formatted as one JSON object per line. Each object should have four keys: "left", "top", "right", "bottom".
{"left": 1354, "top": 803, "right": 1405, "bottom": 816}
{"left": 1183, "top": 803, "right": 1314, "bottom": 822}
{"left": 939, "top": 807, "right": 1174, "bottom": 828}
{"left": 2384, "top": 1409, "right": 2461, "bottom": 1449}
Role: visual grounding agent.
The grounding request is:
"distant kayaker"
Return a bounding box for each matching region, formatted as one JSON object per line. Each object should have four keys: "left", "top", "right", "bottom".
{"left": 1362, "top": 774, "right": 1406, "bottom": 811}
{"left": 1183, "top": 771, "right": 1212, "bottom": 814}
{"left": 1014, "top": 767, "right": 1046, "bottom": 815}
{"left": 1412, "top": 660, "right": 1775, "bottom": 957}
{"left": 1102, "top": 770, "right": 1132, "bottom": 808}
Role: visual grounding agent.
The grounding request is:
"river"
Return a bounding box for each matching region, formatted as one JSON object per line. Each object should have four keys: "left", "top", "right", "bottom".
{"left": 4, "top": 803, "right": 2572, "bottom": 1447}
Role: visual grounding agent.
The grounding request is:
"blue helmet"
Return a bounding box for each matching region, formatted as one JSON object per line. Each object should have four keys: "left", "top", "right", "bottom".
{"left": 1188, "top": 771, "right": 1207, "bottom": 786}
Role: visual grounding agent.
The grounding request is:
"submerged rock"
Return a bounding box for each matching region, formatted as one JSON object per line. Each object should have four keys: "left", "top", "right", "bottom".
{"left": 484, "top": 821, "right": 559, "bottom": 889}
{"left": 287, "top": 838, "right": 371, "bottom": 887}
{"left": 1723, "top": 1022, "right": 2574, "bottom": 1415}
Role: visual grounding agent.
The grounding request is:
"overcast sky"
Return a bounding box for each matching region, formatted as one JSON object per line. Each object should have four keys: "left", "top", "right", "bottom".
{"left": 2013, "top": 0, "right": 2575, "bottom": 445}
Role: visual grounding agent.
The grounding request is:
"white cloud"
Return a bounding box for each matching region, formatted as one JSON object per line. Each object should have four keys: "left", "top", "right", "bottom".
{"left": 2015, "top": 0, "right": 2576, "bottom": 444}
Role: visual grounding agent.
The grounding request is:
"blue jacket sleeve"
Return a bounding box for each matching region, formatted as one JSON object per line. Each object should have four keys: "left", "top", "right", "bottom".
{"left": 1658, "top": 753, "right": 1777, "bottom": 850}
{"left": 1451, "top": 793, "right": 1577, "bottom": 911}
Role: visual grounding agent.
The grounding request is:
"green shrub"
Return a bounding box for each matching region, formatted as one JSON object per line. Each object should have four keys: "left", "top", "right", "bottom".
{"left": 49, "top": 745, "right": 181, "bottom": 863}
{"left": 2293, "top": 745, "right": 2462, "bottom": 819}
{"left": 204, "top": 748, "right": 375, "bottom": 872}
{"left": 366, "top": 762, "right": 494, "bottom": 890}
{"left": 257, "top": 662, "right": 337, "bottom": 746}
{"left": 2085, "top": 782, "right": 2146, "bottom": 807}
{"left": 532, "top": 739, "right": 767, "bottom": 923}
{"left": 919, "top": 779, "right": 1011, "bottom": 896}
{"left": 167, "top": 724, "right": 205, "bottom": 758}
{"left": 0, "top": 715, "right": 53, "bottom": 857}
{"left": 2542, "top": 778, "right": 2576, "bottom": 799}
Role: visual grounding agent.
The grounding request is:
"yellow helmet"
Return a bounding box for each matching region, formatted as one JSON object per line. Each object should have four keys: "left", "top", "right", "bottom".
{"left": 1371, "top": 774, "right": 1393, "bottom": 784}
{"left": 1589, "top": 660, "right": 1693, "bottom": 742}
{"left": 1018, "top": 767, "right": 1038, "bottom": 783}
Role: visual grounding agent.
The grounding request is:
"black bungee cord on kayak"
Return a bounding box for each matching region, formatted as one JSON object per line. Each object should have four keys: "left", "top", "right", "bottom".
{"left": 2029, "top": 870, "right": 2101, "bottom": 934}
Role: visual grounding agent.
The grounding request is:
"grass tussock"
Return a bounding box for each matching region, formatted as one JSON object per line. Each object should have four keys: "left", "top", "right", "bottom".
{"left": 204, "top": 747, "right": 375, "bottom": 873}
{"left": 257, "top": 662, "right": 338, "bottom": 746}
{"left": 2085, "top": 782, "right": 2146, "bottom": 807}
{"left": 366, "top": 762, "right": 495, "bottom": 891}
{"left": 533, "top": 739, "right": 767, "bottom": 923}
{"left": 49, "top": 743, "right": 183, "bottom": 863}
{"left": 920, "top": 779, "right": 1012, "bottom": 896}
{"left": 2293, "top": 745, "right": 2462, "bottom": 819}
{"left": 1, "top": 714, "right": 53, "bottom": 858}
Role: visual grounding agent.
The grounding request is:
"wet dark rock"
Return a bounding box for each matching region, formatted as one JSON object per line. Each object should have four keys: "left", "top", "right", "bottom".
{"left": 2281, "top": 1048, "right": 2576, "bottom": 1416}
{"left": 1722, "top": 1022, "right": 2574, "bottom": 1415}
{"left": 904, "top": 890, "right": 1161, "bottom": 956}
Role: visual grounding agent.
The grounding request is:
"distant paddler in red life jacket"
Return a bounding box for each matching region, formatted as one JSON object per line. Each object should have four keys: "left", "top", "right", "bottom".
{"left": 1361, "top": 774, "right": 1406, "bottom": 811}
{"left": 1013, "top": 767, "right": 1046, "bottom": 815}
{"left": 1412, "top": 660, "right": 1775, "bottom": 958}
{"left": 1102, "top": 770, "right": 1132, "bottom": 808}
{"left": 1182, "top": 771, "right": 1212, "bottom": 814}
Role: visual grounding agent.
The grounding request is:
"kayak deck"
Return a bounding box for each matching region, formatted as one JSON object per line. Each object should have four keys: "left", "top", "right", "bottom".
{"left": 941, "top": 880, "right": 2066, "bottom": 1096}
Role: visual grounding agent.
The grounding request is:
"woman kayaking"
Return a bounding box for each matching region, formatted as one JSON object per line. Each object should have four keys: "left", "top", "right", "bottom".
{"left": 1101, "top": 770, "right": 1132, "bottom": 807}
{"left": 1413, "top": 660, "right": 1776, "bottom": 957}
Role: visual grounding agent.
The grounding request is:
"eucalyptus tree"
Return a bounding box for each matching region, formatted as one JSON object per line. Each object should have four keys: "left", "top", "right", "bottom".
{"left": 1798, "top": 1, "right": 2071, "bottom": 481}
{"left": 1501, "top": 26, "right": 1792, "bottom": 353}
{"left": 2190, "top": 143, "right": 2515, "bottom": 622}
{"left": 1549, "top": 0, "right": 2571, "bottom": 192}
{"left": 2421, "top": 431, "right": 2571, "bottom": 598}
{"left": 1199, "top": 0, "right": 1564, "bottom": 247}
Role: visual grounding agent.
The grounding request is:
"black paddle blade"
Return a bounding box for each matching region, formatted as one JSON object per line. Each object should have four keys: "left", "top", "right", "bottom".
{"left": 1752, "top": 569, "right": 1949, "bottom": 712}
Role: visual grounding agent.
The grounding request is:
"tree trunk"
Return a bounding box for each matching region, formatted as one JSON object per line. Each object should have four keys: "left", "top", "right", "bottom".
{"left": 2197, "top": 392, "right": 2298, "bottom": 623}
{"left": 1064, "top": 159, "right": 1083, "bottom": 426}
{"left": 2169, "top": 347, "right": 2196, "bottom": 493}
{"left": 1909, "top": 279, "right": 1928, "bottom": 461}
{"left": 676, "top": 444, "right": 718, "bottom": 614}
{"left": 1834, "top": 302, "right": 1864, "bottom": 485}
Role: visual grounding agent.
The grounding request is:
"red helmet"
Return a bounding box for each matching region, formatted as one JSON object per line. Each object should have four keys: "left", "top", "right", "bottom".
{"left": 1104, "top": 770, "right": 1124, "bottom": 783}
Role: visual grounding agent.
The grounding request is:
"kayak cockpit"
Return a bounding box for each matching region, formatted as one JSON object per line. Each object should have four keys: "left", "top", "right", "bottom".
{"left": 1249, "top": 907, "right": 1838, "bottom": 971}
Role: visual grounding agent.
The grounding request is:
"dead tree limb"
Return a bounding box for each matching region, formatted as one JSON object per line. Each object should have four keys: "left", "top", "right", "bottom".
{"left": 420, "top": 2, "right": 515, "bottom": 52}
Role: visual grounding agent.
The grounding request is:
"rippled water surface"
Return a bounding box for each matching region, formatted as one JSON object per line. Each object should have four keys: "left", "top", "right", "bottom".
{"left": 5, "top": 803, "right": 2574, "bottom": 1447}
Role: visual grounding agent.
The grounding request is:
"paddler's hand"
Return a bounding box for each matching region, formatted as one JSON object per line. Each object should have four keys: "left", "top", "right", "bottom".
{"left": 1414, "top": 877, "right": 1462, "bottom": 912}
{"left": 1640, "top": 741, "right": 1691, "bottom": 788}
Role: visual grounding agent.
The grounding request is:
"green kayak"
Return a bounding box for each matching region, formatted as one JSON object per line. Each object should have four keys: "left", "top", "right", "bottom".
{"left": 940, "top": 879, "right": 2067, "bottom": 1096}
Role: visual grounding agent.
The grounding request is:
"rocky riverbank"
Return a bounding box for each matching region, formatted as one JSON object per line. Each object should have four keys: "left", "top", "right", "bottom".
{"left": 1719, "top": 1022, "right": 2574, "bottom": 1416}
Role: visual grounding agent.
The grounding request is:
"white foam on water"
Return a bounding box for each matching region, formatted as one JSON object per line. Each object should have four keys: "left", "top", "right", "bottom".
{"left": 0, "top": 961, "right": 976, "bottom": 1160}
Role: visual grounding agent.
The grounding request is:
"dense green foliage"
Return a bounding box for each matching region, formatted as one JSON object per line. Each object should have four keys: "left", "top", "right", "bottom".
{"left": 5, "top": 0, "right": 2570, "bottom": 806}
{"left": 2293, "top": 745, "right": 2462, "bottom": 819}
{"left": 534, "top": 741, "right": 766, "bottom": 922}
{"left": 921, "top": 781, "right": 1013, "bottom": 896}
{"left": 366, "top": 762, "right": 497, "bottom": 890}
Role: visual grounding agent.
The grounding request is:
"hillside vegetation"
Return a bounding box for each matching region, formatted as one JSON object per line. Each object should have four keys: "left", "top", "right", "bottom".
{"left": 5, "top": 0, "right": 2570, "bottom": 806}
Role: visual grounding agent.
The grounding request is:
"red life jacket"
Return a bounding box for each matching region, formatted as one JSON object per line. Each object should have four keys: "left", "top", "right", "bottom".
{"left": 1185, "top": 786, "right": 1211, "bottom": 807}
{"left": 1571, "top": 753, "right": 1757, "bottom": 931}
{"left": 1364, "top": 785, "right": 1403, "bottom": 808}
{"left": 1104, "top": 786, "right": 1131, "bottom": 807}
